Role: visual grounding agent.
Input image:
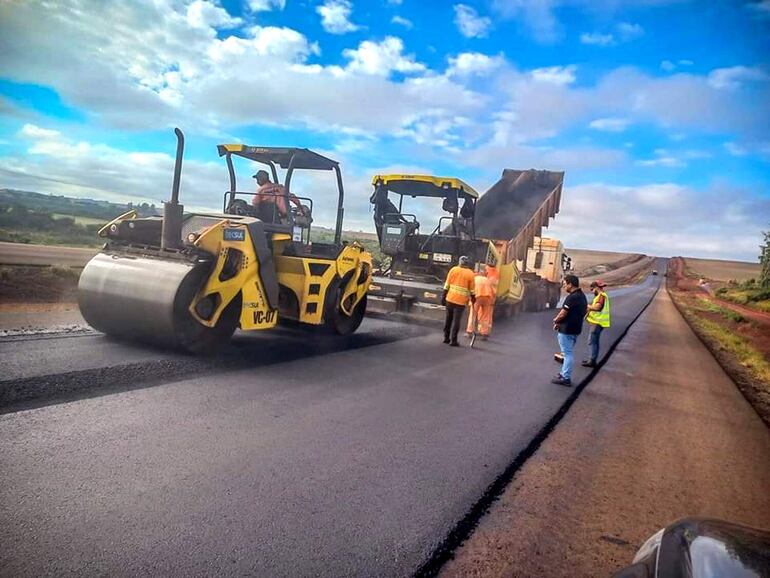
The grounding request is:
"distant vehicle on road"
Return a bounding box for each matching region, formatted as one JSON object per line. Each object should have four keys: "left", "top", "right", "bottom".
{"left": 652, "top": 269, "right": 658, "bottom": 275}
{"left": 612, "top": 517, "right": 770, "bottom": 578}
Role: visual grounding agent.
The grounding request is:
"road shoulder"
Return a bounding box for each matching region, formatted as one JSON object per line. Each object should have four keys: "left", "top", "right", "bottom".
{"left": 440, "top": 288, "right": 770, "bottom": 577}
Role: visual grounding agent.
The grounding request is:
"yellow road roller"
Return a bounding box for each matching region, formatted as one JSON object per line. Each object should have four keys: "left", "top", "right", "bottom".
{"left": 78, "top": 129, "right": 372, "bottom": 352}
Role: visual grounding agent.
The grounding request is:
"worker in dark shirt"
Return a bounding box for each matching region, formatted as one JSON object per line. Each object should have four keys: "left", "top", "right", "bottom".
{"left": 551, "top": 274, "right": 588, "bottom": 386}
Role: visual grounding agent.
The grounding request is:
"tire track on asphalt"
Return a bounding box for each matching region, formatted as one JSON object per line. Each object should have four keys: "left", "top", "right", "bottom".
{"left": 0, "top": 324, "right": 430, "bottom": 413}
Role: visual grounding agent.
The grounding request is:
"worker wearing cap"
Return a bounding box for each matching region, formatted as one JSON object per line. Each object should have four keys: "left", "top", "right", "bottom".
{"left": 252, "top": 170, "right": 302, "bottom": 223}
{"left": 582, "top": 280, "right": 611, "bottom": 368}
{"left": 441, "top": 256, "right": 476, "bottom": 346}
{"left": 466, "top": 264, "right": 496, "bottom": 340}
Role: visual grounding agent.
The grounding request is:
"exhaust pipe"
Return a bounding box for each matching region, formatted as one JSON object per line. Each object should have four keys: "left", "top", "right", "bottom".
{"left": 161, "top": 127, "right": 185, "bottom": 250}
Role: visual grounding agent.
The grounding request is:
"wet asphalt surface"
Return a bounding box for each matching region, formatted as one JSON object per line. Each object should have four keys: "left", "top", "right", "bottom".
{"left": 0, "top": 264, "right": 663, "bottom": 577}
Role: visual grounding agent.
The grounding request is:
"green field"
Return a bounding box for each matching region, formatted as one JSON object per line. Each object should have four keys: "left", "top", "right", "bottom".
{"left": 52, "top": 213, "right": 108, "bottom": 226}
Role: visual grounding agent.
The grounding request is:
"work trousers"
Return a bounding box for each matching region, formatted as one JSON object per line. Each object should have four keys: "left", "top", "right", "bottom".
{"left": 587, "top": 323, "right": 604, "bottom": 362}
{"left": 466, "top": 297, "right": 495, "bottom": 336}
{"left": 557, "top": 332, "right": 578, "bottom": 381}
{"left": 444, "top": 302, "right": 465, "bottom": 343}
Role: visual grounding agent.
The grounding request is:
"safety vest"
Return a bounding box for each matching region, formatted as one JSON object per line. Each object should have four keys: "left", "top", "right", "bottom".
{"left": 587, "top": 291, "right": 611, "bottom": 327}
{"left": 444, "top": 266, "right": 476, "bottom": 306}
{"left": 474, "top": 275, "right": 495, "bottom": 300}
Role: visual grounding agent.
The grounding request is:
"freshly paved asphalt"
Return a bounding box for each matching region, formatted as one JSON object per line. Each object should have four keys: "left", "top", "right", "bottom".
{"left": 0, "top": 263, "right": 663, "bottom": 577}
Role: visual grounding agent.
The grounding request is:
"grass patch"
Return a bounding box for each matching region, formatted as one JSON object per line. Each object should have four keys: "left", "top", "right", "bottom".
{"left": 670, "top": 288, "right": 770, "bottom": 426}
{"left": 687, "top": 314, "right": 770, "bottom": 384}
{"left": 716, "top": 281, "right": 770, "bottom": 314}
{"left": 691, "top": 296, "right": 746, "bottom": 323}
{"left": 52, "top": 213, "right": 107, "bottom": 226}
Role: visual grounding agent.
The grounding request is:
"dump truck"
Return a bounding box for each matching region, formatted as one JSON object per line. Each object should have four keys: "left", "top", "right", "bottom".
{"left": 367, "top": 170, "right": 568, "bottom": 321}
{"left": 77, "top": 129, "right": 372, "bottom": 352}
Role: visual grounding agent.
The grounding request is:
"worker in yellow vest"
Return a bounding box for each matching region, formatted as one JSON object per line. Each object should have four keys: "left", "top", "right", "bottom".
{"left": 441, "top": 255, "right": 476, "bottom": 346}
{"left": 466, "top": 265, "right": 496, "bottom": 340}
{"left": 582, "top": 280, "right": 611, "bottom": 368}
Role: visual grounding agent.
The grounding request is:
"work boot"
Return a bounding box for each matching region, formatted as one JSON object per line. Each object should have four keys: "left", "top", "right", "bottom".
{"left": 450, "top": 341, "right": 460, "bottom": 347}
{"left": 480, "top": 335, "right": 488, "bottom": 341}
{"left": 581, "top": 359, "right": 597, "bottom": 368}
{"left": 443, "top": 336, "right": 450, "bottom": 344}
{"left": 551, "top": 375, "right": 572, "bottom": 386}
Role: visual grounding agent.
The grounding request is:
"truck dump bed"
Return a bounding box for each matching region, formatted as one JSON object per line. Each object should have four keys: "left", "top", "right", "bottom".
{"left": 475, "top": 169, "right": 564, "bottom": 263}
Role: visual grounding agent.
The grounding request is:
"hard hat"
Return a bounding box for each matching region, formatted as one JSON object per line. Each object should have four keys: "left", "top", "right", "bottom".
{"left": 458, "top": 255, "right": 470, "bottom": 267}
{"left": 590, "top": 280, "right": 607, "bottom": 288}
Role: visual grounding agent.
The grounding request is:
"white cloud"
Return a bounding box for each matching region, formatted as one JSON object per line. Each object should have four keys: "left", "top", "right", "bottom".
{"left": 492, "top": 0, "right": 559, "bottom": 43}
{"left": 317, "top": 0, "right": 360, "bottom": 34}
{"left": 589, "top": 117, "right": 631, "bottom": 132}
{"left": 547, "top": 181, "right": 769, "bottom": 261}
{"left": 724, "top": 141, "right": 748, "bottom": 156}
{"left": 635, "top": 148, "right": 711, "bottom": 167}
{"left": 1, "top": 0, "right": 768, "bottom": 174}
{"left": 391, "top": 15, "right": 413, "bottom": 28}
{"left": 636, "top": 149, "right": 685, "bottom": 168}
{"left": 446, "top": 52, "right": 505, "bottom": 77}
{"left": 20, "top": 124, "right": 62, "bottom": 140}
{"left": 580, "top": 32, "right": 614, "bottom": 46}
{"left": 248, "top": 0, "right": 286, "bottom": 10}
{"left": 707, "top": 65, "right": 770, "bottom": 90}
{"left": 4, "top": 124, "right": 226, "bottom": 210}
{"left": 453, "top": 4, "right": 491, "bottom": 38}
{"left": 342, "top": 37, "right": 425, "bottom": 76}
{"left": 581, "top": 21, "right": 643, "bottom": 47}
{"left": 530, "top": 65, "right": 576, "bottom": 85}
{"left": 186, "top": 0, "right": 242, "bottom": 28}
{"left": 661, "top": 59, "right": 694, "bottom": 72}
{"left": 617, "top": 22, "right": 644, "bottom": 41}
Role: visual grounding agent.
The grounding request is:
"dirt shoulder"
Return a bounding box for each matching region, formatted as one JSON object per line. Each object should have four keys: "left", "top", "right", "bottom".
{"left": 440, "top": 289, "right": 770, "bottom": 578}
{"left": 668, "top": 257, "right": 770, "bottom": 426}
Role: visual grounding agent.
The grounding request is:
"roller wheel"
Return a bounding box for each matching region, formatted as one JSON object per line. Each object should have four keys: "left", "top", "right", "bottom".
{"left": 173, "top": 268, "right": 241, "bottom": 354}
{"left": 324, "top": 281, "right": 367, "bottom": 336}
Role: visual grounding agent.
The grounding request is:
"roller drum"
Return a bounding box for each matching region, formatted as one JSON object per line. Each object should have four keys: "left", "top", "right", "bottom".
{"left": 78, "top": 252, "right": 238, "bottom": 352}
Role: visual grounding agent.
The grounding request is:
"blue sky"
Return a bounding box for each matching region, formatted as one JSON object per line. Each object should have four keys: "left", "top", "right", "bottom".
{"left": 0, "top": 0, "right": 768, "bottom": 259}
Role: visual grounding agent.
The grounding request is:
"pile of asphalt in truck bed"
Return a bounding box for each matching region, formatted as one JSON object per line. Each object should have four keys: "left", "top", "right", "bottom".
{"left": 474, "top": 169, "right": 564, "bottom": 241}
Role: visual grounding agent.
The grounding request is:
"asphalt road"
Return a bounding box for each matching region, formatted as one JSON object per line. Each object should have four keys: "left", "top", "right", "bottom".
{"left": 0, "top": 241, "right": 98, "bottom": 267}
{"left": 0, "top": 263, "right": 663, "bottom": 577}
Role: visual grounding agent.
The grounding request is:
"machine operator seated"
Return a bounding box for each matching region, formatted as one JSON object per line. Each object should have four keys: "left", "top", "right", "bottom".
{"left": 252, "top": 169, "right": 307, "bottom": 224}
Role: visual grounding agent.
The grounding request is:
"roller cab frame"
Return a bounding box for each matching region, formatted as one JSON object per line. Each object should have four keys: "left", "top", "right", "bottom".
{"left": 77, "top": 130, "right": 372, "bottom": 353}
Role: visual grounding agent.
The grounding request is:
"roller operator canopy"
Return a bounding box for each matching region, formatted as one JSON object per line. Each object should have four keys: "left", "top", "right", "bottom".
{"left": 371, "top": 174, "right": 479, "bottom": 199}
{"left": 217, "top": 144, "right": 339, "bottom": 171}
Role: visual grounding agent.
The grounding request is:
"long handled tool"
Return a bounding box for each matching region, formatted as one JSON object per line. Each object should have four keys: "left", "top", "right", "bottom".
{"left": 470, "top": 305, "right": 478, "bottom": 348}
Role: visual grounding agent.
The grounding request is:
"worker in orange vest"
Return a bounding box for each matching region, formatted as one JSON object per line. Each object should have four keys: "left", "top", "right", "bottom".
{"left": 441, "top": 255, "right": 476, "bottom": 346}
{"left": 466, "top": 265, "right": 497, "bottom": 340}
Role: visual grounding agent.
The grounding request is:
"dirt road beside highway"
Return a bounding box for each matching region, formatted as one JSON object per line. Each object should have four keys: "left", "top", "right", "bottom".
{"left": 441, "top": 289, "right": 770, "bottom": 577}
